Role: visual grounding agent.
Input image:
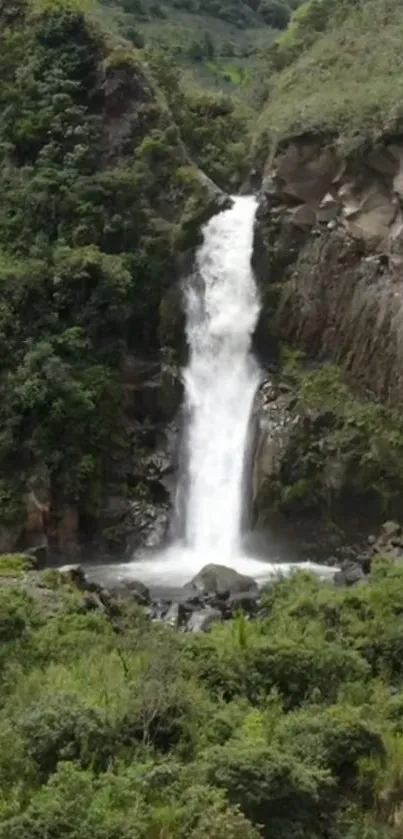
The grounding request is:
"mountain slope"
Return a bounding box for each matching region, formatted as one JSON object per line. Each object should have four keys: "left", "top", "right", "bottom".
{"left": 101, "top": 0, "right": 305, "bottom": 95}
{"left": 255, "top": 0, "right": 403, "bottom": 152}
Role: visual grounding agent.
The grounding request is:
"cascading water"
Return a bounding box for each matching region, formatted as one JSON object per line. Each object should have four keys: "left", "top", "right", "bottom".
{"left": 112, "top": 196, "right": 336, "bottom": 587}
{"left": 179, "top": 195, "right": 261, "bottom": 558}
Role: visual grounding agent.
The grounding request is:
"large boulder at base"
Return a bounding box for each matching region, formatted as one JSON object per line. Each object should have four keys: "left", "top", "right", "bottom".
{"left": 187, "top": 564, "right": 258, "bottom": 597}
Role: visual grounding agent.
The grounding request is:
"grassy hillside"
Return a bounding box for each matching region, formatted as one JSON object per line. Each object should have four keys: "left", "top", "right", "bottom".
{"left": 100, "top": 0, "right": 306, "bottom": 96}
{"left": 255, "top": 0, "right": 403, "bottom": 153}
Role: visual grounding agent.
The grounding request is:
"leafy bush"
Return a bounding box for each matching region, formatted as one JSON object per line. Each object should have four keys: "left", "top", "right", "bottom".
{"left": 200, "top": 740, "right": 331, "bottom": 838}
{"left": 18, "top": 693, "right": 111, "bottom": 778}
{"left": 185, "top": 622, "right": 369, "bottom": 707}
{"left": 0, "top": 554, "right": 34, "bottom": 577}
{"left": 259, "top": 0, "right": 290, "bottom": 28}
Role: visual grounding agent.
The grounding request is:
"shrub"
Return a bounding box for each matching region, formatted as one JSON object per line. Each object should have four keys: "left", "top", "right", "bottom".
{"left": 259, "top": 0, "right": 290, "bottom": 28}
{"left": 18, "top": 693, "right": 111, "bottom": 778}
{"left": 0, "top": 588, "right": 37, "bottom": 645}
{"left": 186, "top": 625, "right": 369, "bottom": 708}
{"left": 276, "top": 706, "right": 385, "bottom": 782}
{"left": 200, "top": 740, "right": 331, "bottom": 838}
{"left": 0, "top": 553, "right": 34, "bottom": 577}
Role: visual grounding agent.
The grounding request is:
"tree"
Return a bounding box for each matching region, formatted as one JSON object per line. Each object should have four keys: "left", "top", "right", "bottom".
{"left": 259, "top": 0, "right": 291, "bottom": 28}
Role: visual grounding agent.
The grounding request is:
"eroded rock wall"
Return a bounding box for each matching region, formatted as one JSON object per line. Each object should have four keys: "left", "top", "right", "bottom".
{"left": 254, "top": 134, "right": 403, "bottom": 405}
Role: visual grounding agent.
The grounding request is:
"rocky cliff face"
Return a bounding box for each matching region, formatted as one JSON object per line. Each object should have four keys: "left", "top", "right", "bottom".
{"left": 254, "top": 133, "right": 403, "bottom": 404}
{"left": 252, "top": 133, "right": 403, "bottom": 534}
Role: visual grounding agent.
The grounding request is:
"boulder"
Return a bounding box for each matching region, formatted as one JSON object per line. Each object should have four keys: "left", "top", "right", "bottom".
{"left": 187, "top": 564, "right": 258, "bottom": 597}
{"left": 186, "top": 607, "right": 222, "bottom": 633}
{"left": 125, "top": 579, "right": 151, "bottom": 604}
{"left": 334, "top": 561, "right": 365, "bottom": 587}
{"left": 25, "top": 543, "right": 48, "bottom": 569}
{"left": 163, "top": 601, "right": 189, "bottom": 629}
{"left": 276, "top": 140, "right": 338, "bottom": 205}
{"left": 290, "top": 204, "right": 317, "bottom": 229}
{"left": 380, "top": 520, "right": 401, "bottom": 540}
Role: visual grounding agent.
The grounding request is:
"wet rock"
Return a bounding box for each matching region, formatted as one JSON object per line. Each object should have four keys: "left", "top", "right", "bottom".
{"left": 104, "top": 499, "right": 170, "bottom": 554}
{"left": 163, "top": 601, "right": 188, "bottom": 629}
{"left": 149, "top": 599, "right": 171, "bottom": 621}
{"left": 181, "top": 591, "right": 203, "bottom": 611}
{"left": 334, "top": 561, "right": 366, "bottom": 587}
{"left": 110, "top": 579, "right": 151, "bottom": 605}
{"left": 381, "top": 521, "right": 401, "bottom": 539}
{"left": 227, "top": 590, "right": 259, "bottom": 615}
{"left": 357, "top": 551, "right": 371, "bottom": 574}
{"left": 25, "top": 543, "right": 48, "bottom": 569}
{"left": 187, "top": 564, "right": 258, "bottom": 597}
{"left": 58, "top": 564, "right": 87, "bottom": 588}
{"left": 103, "top": 496, "right": 131, "bottom": 525}
{"left": 126, "top": 579, "right": 150, "bottom": 604}
{"left": 291, "top": 204, "right": 317, "bottom": 229}
{"left": 187, "top": 607, "right": 222, "bottom": 633}
{"left": 164, "top": 602, "right": 180, "bottom": 628}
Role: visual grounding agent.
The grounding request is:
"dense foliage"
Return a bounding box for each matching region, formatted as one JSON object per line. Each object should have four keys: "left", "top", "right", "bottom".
{"left": 102, "top": 0, "right": 306, "bottom": 99}
{"left": 148, "top": 50, "right": 249, "bottom": 188}
{"left": 0, "top": 0, "right": 229, "bottom": 539}
{"left": 111, "top": 0, "right": 302, "bottom": 29}
{"left": 2, "top": 555, "right": 403, "bottom": 836}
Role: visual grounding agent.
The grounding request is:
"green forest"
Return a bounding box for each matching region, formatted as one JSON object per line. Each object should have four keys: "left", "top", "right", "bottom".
{"left": 2, "top": 0, "right": 403, "bottom": 837}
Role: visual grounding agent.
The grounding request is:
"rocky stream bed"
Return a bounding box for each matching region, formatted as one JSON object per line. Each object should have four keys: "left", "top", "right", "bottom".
{"left": 5, "top": 518, "right": 403, "bottom": 635}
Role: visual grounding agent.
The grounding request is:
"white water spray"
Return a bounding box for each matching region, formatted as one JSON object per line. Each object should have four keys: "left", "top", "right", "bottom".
{"left": 181, "top": 195, "right": 261, "bottom": 557}
{"left": 113, "top": 196, "right": 336, "bottom": 586}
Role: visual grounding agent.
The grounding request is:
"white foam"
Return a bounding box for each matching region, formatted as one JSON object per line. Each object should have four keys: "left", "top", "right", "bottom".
{"left": 117, "top": 545, "right": 337, "bottom": 588}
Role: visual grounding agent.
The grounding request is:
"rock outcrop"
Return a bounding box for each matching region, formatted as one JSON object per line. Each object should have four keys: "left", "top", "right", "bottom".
{"left": 252, "top": 376, "right": 383, "bottom": 555}
{"left": 253, "top": 134, "right": 403, "bottom": 406}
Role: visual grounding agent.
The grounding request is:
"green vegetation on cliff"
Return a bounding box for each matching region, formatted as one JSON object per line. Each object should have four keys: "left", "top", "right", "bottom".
{"left": 262, "top": 356, "right": 403, "bottom": 520}
{"left": 0, "top": 0, "right": 229, "bottom": 544}
{"left": 256, "top": 0, "right": 403, "bottom": 151}
{"left": 1, "top": 556, "right": 403, "bottom": 836}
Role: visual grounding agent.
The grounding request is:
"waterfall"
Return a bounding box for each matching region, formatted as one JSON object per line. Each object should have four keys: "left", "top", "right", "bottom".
{"left": 178, "top": 195, "right": 261, "bottom": 558}
{"left": 115, "top": 196, "right": 337, "bottom": 587}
